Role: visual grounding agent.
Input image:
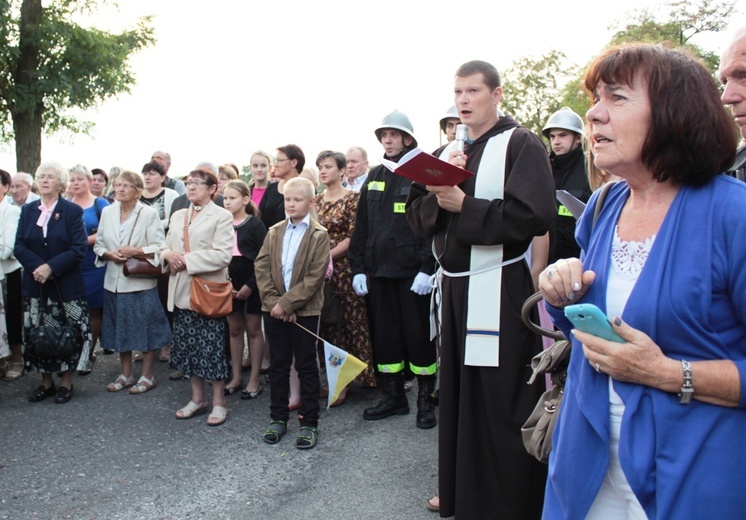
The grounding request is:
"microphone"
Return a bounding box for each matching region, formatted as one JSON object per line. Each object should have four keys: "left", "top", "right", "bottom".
{"left": 454, "top": 124, "right": 468, "bottom": 154}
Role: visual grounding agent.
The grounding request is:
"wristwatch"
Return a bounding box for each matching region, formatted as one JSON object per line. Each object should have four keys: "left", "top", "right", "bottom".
{"left": 678, "top": 359, "right": 694, "bottom": 404}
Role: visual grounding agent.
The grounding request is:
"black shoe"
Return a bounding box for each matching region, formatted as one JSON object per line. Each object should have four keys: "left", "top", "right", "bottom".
{"left": 416, "top": 376, "right": 437, "bottom": 430}
{"left": 240, "top": 385, "right": 263, "bottom": 400}
{"left": 363, "top": 373, "right": 409, "bottom": 421}
{"left": 54, "top": 385, "right": 74, "bottom": 404}
{"left": 103, "top": 349, "right": 115, "bottom": 355}
{"left": 29, "top": 384, "right": 56, "bottom": 403}
{"left": 78, "top": 370, "right": 92, "bottom": 377}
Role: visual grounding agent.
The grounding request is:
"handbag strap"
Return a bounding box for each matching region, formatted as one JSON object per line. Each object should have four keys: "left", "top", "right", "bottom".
{"left": 183, "top": 209, "right": 191, "bottom": 253}
{"left": 125, "top": 205, "right": 143, "bottom": 246}
{"left": 37, "top": 279, "right": 70, "bottom": 324}
{"left": 521, "top": 181, "right": 617, "bottom": 338}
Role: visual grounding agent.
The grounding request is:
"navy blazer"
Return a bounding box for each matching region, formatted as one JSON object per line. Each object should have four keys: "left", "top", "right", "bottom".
{"left": 14, "top": 197, "right": 87, "bottom": 301}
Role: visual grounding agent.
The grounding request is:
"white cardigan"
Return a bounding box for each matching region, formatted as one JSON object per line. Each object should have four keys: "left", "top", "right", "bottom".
{"left": 94, "top": 201, "right": 165, "bottom": 293}
{"left": 0, "top": 198, "right": 21, "bottom": 277}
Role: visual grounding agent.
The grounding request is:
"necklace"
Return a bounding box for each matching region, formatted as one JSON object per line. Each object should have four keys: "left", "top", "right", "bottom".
{"left": 193, "top": 205, "right": 203, "bottom": 211}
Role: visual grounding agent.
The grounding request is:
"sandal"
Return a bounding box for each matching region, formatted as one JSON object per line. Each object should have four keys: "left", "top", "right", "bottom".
{"left": 263, "top": 420, "right": 287, "bottom": 444}
{"left": 296, "top": 425, "right": 318, "bottom": 449}
{"left": 129, "top": 375, "right": 157, "bottom": 394}
{"left": 106, "top": 374, "right": 136, "bottom": 392}
{"left": 426, "top": 496, "right": 440, "bottom": 513}
{"left": 3, "top": 362, "right": 25, "bottom": 381}
{"left": 207, "top": 405, "right": 227, "bottom": 426}
{"left": 175, "top": 400, "right": 209, "bottom": 419}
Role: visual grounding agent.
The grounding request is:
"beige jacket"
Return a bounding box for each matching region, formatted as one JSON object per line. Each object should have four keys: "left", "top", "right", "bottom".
{"left": 160, "top": 202, "right": 233, "bottom": 312}
{"left": 94, "top": 202, "right": 165, "bottom": 293}
{"left": 255, "top": 217, "right": 329, "bottom": 316}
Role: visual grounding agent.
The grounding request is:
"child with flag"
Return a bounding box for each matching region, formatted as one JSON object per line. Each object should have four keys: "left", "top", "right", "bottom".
{"left": 255, "top": 177, "right": 330, "bottom": 449}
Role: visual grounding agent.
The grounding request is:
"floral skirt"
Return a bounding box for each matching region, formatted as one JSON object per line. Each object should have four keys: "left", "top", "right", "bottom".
{"left": 169, "top": 308, "right": 229, "bottom": 382}
{"left": 22, "top": 296, "right": 93, "bottom": 373}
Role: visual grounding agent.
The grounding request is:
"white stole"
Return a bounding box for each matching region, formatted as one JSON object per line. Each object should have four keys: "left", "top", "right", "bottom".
{"left": 438, "top": 128, "right": 517, "bottom": 366}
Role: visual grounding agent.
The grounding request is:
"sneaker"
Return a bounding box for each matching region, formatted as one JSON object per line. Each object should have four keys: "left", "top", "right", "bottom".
{"left": 296, "top": 425, "right": 318, "bottom": 449}
{"left": 263, "top": 420, "right": 287, "bottom": 444}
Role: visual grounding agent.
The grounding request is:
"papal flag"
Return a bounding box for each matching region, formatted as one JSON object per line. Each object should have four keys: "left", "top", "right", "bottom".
{"left": 323, "top": 341, "right": 367, "bottom": 409}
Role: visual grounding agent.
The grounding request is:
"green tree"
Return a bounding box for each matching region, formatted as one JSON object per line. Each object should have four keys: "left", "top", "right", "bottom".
{"left": 501, "top": 50, "right": 580, "bottom": 139}
{"left": 0, "top": 0, "right": 155, "bottom": 172}
{"left": 609, "top": 0, "right": 735, "bottom": 73}
{"left": 555, "top": 0, "right": 736, "bottom": 121}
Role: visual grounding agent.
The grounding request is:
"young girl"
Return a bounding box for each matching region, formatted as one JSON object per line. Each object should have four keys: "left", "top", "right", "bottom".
{"left": 222, "top": 180, "right": 268, "bottom": 399}
{"left": 248, "top": 151, "right": 271, "bottom": 207}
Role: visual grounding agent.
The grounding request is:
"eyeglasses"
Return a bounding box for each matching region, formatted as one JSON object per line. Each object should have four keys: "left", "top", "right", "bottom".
{"left": 142, "top": 171, "right": 161, "bottom": 177}
{"left": 185, "top": 180, "right": 208, "bottom": 187}
{"left": 114, "top": 183, "right": 137, "bottom": 190}
{"left": 275, "top": 158, "right": 290, "bottom": 163}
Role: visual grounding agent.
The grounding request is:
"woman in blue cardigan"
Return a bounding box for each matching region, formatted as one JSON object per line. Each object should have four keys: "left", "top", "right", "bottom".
{"left": 538, "top": 45, "right": 745, "bottom": 519}
{"left": 15, "top": 162, "right": 90, "bottom": 404}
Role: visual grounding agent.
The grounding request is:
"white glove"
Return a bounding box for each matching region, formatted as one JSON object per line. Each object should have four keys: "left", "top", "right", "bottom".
{"left": 410, "top": 272, "right": 433, "bottom": 295}
{"left": 352, "top": 274, "right": 368, "bottom": 296}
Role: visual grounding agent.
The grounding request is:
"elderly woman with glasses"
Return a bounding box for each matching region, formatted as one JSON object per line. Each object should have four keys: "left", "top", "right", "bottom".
{"left": 94, "top": 171, "right": 172, "bottom": 394}
{"left": 161, "top": 167, "right": 234, "bottom": 426}
{"left": 15, "top": 162, "right": 92, "bottom": 404}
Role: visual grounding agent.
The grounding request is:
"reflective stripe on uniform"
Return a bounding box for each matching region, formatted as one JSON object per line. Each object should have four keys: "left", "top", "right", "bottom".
{"left": 378, "top": 361, "right": 405, "bottom": 373}
{"left": 393, "top": 202, "right": 406, "bottom": 213}
{"left": 368, "top": 180, "right": 385, "bottom": 191}
{"left": 410, "top": 362, "right": 437, "bottom": 376}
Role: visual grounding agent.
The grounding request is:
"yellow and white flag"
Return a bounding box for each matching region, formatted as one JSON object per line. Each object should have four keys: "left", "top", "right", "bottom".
{"left": 323, "top": 341, "right": 367, "bottom": 409}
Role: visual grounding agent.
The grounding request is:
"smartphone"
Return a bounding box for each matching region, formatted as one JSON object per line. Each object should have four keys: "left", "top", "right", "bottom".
{"left": 564, "top": 304, "right": 625, "bottom": 343}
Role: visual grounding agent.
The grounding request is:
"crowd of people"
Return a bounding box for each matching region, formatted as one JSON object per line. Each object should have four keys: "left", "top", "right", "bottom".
{"left": 1, "top": 29, "right": 746, "bottom": 518}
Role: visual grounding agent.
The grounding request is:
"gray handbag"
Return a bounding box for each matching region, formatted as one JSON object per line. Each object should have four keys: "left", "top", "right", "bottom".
{"left": 520, "top": 181, "right": 615, "bottom": 463}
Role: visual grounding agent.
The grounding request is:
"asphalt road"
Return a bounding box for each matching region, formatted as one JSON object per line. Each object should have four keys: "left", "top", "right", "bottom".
{"left": 0, "top": 353, "right": 440, "bottom": 519}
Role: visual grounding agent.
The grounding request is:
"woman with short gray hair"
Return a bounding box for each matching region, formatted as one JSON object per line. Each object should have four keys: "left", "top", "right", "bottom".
{"left": 15, "top": 162, "right": 92, "bottom": 404}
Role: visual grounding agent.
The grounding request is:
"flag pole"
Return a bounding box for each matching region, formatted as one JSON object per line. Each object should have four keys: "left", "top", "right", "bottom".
{"left": 293, "top": 321, "right": 326, "bottom": 343}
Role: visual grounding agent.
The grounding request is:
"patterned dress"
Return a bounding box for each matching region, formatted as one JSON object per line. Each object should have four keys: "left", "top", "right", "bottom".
{"left": 315, "top": 191, "right": 375, "bottom": 386}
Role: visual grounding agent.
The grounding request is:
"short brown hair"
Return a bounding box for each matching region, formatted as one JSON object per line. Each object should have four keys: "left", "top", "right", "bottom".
{"left": 584, "top": 44, "right": 737, "bottom": 186}
{"left": 189, "top": 167, "right": 219, "bottom": 200}
{"left": 455, "top": 60, "right": 501, "bottom": 90}
{"left": 118, "top": 170, "right": 144, "bottom": 191}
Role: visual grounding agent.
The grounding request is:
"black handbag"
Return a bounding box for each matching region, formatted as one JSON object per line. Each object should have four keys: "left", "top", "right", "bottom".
{"left": 27, "top": 281, "right": 81, "bottom": 361}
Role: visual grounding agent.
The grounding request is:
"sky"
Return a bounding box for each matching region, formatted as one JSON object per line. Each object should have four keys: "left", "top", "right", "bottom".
{"left": 0, "top": 0, "right": 742, "bottom": 177}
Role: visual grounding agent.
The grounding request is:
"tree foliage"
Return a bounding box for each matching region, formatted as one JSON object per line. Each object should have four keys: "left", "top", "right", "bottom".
{"left": 501, "top": 50, "right": 580, "bottom": 139}
{"left": 608, "top": 0, "right": 735, "bottom": 74}
{"left": 0, "top": 0, "right": 155, "bottom": 172}
{"left": 500, "top": 0, "right": 736, "bottom": 143}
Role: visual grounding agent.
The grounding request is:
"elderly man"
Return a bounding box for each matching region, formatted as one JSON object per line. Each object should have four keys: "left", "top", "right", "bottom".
{"left": 407, "top": 60, "right": 554, "bottom": 519}
{"left": 9, "top": 172, "right": 40, "bottom": 206}
{"left": 721, "top": 27, "right": 746, "bottom": 180}
{"left": 151, "top": 150, "right": 186, "bottom": 195}
{"left": 343, "top": 147, "right": 369, "bottom": 192}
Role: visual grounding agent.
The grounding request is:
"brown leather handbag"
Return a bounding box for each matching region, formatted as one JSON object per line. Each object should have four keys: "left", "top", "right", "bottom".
{"left": 183, "top": 210, "right": 232, "bottom": 318}
{"left": 121, "top": 207, "right": 162, "bottom": 278}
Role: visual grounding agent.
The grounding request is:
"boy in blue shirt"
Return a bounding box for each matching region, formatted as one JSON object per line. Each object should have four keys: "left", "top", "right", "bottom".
{"left": 255, "top": 177, "right": 330, "bottom": 449}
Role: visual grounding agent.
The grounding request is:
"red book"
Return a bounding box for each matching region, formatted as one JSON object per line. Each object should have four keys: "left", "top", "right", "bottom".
{"left": 381, "top": 148, "right": 474, "bottom": 186}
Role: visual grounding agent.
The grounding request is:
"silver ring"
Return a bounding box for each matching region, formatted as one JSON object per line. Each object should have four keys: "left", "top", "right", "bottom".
{"left": 594, "top": 363, "right": 601, "bottom": 373}
{"left": 546, "top": 269, "right": 556, "bottom": 280}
